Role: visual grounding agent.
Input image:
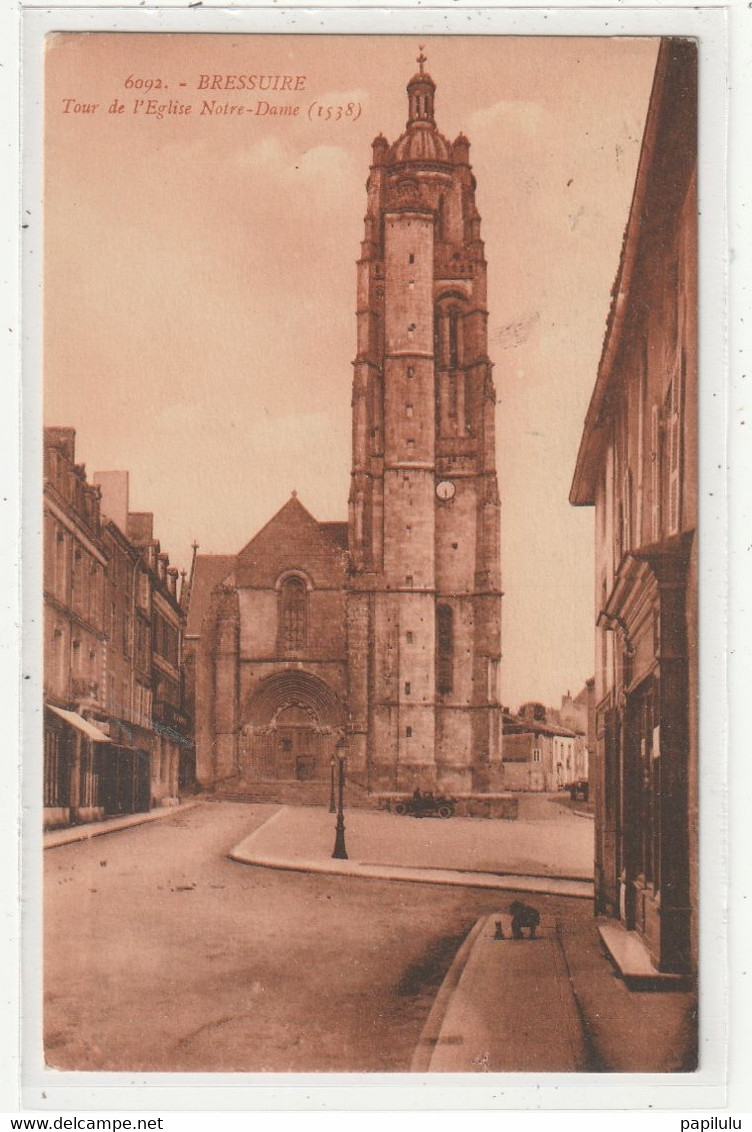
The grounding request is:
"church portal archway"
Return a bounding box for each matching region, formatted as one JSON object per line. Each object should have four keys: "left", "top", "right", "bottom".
{"left": 239, "top": 670, "right": 344, "bottom": 782}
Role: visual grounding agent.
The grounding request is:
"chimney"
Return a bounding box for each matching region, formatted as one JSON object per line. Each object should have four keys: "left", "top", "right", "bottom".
{"left": 167, "top": 566, "right": 179, "bottom": 598}
{"left": 44, "top": 427, "right": 76, "bottom": 462}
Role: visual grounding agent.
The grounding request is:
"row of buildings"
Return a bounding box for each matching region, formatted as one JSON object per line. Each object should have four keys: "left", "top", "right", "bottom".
{"left": 43, "top": 427, "right": 193, "bottom": 829}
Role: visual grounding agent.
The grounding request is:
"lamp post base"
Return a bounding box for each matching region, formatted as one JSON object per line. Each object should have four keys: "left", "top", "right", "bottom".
{"left": 332, "top": 815, "right": 348, "bottom": 860}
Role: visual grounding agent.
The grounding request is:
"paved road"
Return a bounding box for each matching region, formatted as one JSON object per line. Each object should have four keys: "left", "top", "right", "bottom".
{"left": 515, "top": 791, "right": 588, "bottom": 821}
{"left": 44, "top": 801, "right": 591, "bottom": 1073}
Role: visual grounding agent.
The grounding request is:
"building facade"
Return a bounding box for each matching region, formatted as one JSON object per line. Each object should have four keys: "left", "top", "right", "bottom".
{"left": 97, "top": 514, "right": 152, "bottom": 817}
{"left": 502, "top": 704, "right": 578, "bottom": 793}
{"left": 188, "top": 496, "right": 349, "bottom": 790}
{"left": 123, "top": 509, "right": 189, "bottom": 806}
{"left": 187, "top": 58, "right": 503, "bottom": 799}
{"left": 43, "top": 430, "right": 191, "bottom": 828}
{"left": 569, "top": 40, "right": 698, "bottom": 975}
{"left": 549, "top": 686, "right": 592, "bottom": 782}
{"left": 43, "top": 428, "right": 109, "bottom": 827}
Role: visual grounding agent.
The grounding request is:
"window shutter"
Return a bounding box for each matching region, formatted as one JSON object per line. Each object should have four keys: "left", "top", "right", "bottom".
{"left": 622, "top": 468, "right": 633, "bottom": 553}
{"left": 650, "top": 404, "right": 661, "bottom": 542}
{"left": 667, "top": 358, "right": 684, "bottom": 535}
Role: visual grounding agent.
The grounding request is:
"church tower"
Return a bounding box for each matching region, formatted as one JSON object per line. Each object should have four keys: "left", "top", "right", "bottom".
{"left": 347, "top": 53, "right": 503, "bottom": 795}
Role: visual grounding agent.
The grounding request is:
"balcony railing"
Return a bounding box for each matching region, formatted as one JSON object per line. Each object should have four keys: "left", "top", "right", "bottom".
{"left": 153, "top": 700, "right": 189, "bottom": 733}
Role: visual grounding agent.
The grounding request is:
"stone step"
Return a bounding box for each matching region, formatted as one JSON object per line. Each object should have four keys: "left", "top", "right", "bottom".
{"left": 597, "top": 919, "right": 692, "bottom": 990}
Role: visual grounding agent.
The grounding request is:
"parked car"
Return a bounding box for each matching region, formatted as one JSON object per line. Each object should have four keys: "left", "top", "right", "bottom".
{"left": 393, "top": 791, "right": 456, "bottom": 819}
{"left": 569, "top": 779, "right": 589, "bottom": 802}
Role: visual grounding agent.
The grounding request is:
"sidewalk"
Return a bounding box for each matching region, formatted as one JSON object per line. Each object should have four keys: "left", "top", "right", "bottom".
{"left": 229, "top": 804, "right": 594, "bottom": 898}
{"left": 44, "top": 800, "right": 203, "bottom": 849}
{"left": 412, "top": 908, "right": 698, "bottom": 1073}
{"left": 412, "top": 912, "right": 588, "bottom": 1071}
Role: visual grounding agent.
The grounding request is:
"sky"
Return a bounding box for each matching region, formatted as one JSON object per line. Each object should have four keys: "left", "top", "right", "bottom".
{"left": 43, "top": 32, "right": 659, "bottom": 710}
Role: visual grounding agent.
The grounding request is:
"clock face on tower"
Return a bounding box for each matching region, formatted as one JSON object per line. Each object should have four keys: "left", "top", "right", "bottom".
{"left": 436, "top": 480, "right": 456, "bottom": 502}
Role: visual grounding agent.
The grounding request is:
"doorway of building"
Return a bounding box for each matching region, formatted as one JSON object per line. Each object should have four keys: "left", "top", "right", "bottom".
{"left": 240, "top": 669, "right": 345, "bottom": 784}
{"left": 274, "top": 704, "right": 328, "bottom": 780}
{"left": 624, "top": 675, "right": 660, "bottom": 932}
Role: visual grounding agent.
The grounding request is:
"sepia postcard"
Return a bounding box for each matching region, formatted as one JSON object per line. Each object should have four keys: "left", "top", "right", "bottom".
{"left": 23, "top": 11, "right": 731, "bottom": 1105}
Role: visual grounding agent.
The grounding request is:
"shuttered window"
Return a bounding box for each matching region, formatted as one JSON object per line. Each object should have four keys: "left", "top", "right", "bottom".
{"left": 650, "top": 404, "right": 662, "bottom": 542}
{"left": 665, "top": 355, "right": 684, "bottom": 536}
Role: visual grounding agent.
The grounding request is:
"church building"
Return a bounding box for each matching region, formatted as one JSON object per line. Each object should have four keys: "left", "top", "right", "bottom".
{"left": 186, "top": 56, "right": 504, "bottom": 799}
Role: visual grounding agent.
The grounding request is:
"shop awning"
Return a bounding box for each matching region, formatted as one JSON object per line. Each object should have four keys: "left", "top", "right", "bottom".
{"left": 47, "top": 705, "right": 110, "bottom": 742}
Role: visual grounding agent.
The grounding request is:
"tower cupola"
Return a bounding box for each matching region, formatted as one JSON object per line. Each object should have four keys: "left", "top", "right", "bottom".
{"left": 406, "top": 47, "right": 436, "bottom": 126}
{"left": 388, "top": 49, "right": 452, "bottom": 165}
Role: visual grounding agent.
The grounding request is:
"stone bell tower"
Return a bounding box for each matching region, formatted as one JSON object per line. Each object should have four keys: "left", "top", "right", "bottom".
{"left": 346, "top": 51, "right": 503, "bottom": 795}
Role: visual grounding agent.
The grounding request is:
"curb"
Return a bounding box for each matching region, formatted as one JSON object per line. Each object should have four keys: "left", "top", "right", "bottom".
{"left": 410, "top": 915, "right": 488, "bottom": 1072}
{"left": 43, "top": 800, "right": 203, "bottom": 849}
{"left": 572, "top": 808, "right": 595, "bottom": 821}
{"left": 228, "top": 813, "right": 593, "bottom": 899}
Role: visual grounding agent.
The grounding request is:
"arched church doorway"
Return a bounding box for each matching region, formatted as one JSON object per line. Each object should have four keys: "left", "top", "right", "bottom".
{"left": 275, "top": 704, "right": 320, "bottom": 780}
{"left": 239, "top": 670, "right": 344, "bottom": 784}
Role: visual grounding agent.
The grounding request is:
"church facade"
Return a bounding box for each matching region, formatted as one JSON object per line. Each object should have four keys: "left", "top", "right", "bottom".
{"left": 186, "top": 58, "right": 503, "bottom": 797}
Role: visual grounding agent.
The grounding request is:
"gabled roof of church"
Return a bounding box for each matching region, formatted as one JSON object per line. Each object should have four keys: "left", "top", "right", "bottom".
{"left": 235, "top": 494, "right": 348, "bottom": 590}
{"left": 185, "top": 554, "right": 235, "bottom": 637}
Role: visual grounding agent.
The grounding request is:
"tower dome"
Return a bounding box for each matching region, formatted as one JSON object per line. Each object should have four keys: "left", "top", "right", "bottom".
{"left": 386, "top": 48, "right": 453, "bottom": 166}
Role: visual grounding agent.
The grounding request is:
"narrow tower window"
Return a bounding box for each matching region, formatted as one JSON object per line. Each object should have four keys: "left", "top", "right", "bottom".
{"left": 437, "top": 604, "right": 454, "bottom": 694}
{"left": 449, "top": 309, "right": 459, "bottom": 368}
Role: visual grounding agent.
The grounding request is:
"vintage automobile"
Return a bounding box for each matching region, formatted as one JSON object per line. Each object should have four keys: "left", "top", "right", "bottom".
{"left": 393, "top": 792, "right": 456, "bottom": 819}
{"left": 569, "top": 779, "right": 589, "bottom": 802}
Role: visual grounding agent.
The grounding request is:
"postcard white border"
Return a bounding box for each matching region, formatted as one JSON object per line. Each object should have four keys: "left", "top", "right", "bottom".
{"left": 7, "top": 0, "right": 743, "bottom": 1114}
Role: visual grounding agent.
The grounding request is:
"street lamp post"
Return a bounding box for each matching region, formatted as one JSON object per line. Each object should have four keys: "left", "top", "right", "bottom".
{"left": 332, "top": 745, "right": 348, "bottom": 860}
{"left": 329, "top": 754, "right": 336, "bottom": 814}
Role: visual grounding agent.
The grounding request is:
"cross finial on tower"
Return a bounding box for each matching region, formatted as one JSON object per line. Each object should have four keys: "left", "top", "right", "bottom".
{"left": 417, "top": 45, "right": 427, "bottom": 74}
